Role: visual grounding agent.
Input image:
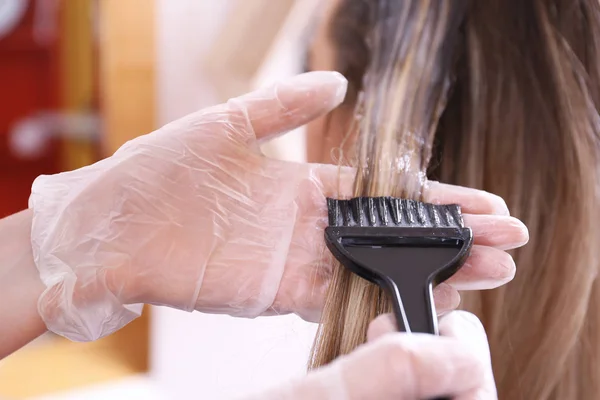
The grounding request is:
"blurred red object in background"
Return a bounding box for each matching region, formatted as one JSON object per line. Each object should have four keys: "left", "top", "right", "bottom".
{"left": 0, "top": 1, "right": 61, "bottom": 217}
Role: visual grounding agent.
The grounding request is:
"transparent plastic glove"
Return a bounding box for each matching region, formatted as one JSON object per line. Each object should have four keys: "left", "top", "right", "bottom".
{"left": 29, "top": 71, "right": 349, "bottom": 341}
{"left": 29, "top": 70, "right": 528, "bottom": 342}
{"left": 240, "top": 311, "right": 497, "bottom": 400}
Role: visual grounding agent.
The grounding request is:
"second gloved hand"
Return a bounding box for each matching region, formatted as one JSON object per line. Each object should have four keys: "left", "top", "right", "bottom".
{"left": 238, "top": 311, "right": 497, "bottom": 400}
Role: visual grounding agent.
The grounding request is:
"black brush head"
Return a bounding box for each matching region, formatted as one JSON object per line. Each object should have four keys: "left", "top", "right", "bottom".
{"left": 327, "top": 197, "right": 465, "bottom": 229}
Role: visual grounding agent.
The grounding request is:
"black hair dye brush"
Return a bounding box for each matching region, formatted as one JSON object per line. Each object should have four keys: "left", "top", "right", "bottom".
{"left": 325, "top": 197, "right": 473, "bottom": 335}
{"left": 325, "top": 197, "right": 473, "bottom": 400}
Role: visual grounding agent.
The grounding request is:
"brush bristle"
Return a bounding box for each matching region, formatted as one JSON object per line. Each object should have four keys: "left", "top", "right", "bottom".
{"left": 327, "top": 197, "right": 465, "bottom": 228}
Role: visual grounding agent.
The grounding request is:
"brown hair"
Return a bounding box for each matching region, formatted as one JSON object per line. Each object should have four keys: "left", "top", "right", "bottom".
{"left": 308, "top": 1, "right": 600, "bottom": 399}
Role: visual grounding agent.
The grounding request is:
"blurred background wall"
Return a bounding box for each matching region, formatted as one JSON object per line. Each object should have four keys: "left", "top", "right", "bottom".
{"left": 0, "top": 0, "right": 323, "bottom": 399}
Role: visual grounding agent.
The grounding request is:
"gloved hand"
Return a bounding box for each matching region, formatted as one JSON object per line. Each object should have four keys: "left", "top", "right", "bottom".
{"left": 238, "top": 311, "right": 497, "bottom": 400}
{"left": 29, "top": 71, "right": 528, "bottom": 342}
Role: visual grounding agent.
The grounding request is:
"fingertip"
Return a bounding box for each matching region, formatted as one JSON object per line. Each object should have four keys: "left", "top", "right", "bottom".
{"left": 462, "top": 214, "right": 529, "bottom": 250}
{"left": 367, "top": 313, "right": 397, "bottom": 342}
{"left": 445, "top": 245, "right": 516, "bottom": 291}
{"left": 433, "top": 283, "right": 461, "bottom": 314}
{"left": 488, "top": 192, "right": 510, "bottom": 216}
{"left": 439, "top": 311, "right": 486, "bottom": 339}
{"left": 498, "top": 251, "right": 517, "bottom": 283}
{"left": 277, "top": 71, "right": 348, "bottom": 112}
{"left": 439, "top": 311, "right": 493, "bottom": 378}
{"left": 498, "top": 216, "right": 529, "bottom": 250}
{"left": 311, "top": 71, "right": 348, "bottom": 106}
{"left": 361, "top": 329, "right": 488, "bottom": 398}
{"left": 234, "top": 71, "right": 349, "bottom": 141}
{"left": 514, "top": 217, "right": 530, "bottom": 246}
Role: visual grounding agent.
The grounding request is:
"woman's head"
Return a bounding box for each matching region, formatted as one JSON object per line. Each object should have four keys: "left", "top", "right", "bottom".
{"left": 307, "top": 1, "right": 600, "bottom": 398}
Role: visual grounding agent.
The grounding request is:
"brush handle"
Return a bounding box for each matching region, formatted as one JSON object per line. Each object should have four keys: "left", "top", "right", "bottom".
{"left": 389, "top": 286, "right": 451, "bottom": 400}
{"left": 341, "top": 247, "right": 459, "bottom": 400}
{"left": 369, "top": 246, "right": 460, "bottom": 334}
{"left": 387, "top": 282, "right": 451, "bottom": 400}
{"left": 323, "top": 225, "right": 472, "bottom": 400}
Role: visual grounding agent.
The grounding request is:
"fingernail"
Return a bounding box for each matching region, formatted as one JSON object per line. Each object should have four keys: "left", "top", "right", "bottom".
{"left": 448, "top": 249, "right": 516, "bottom": 291}
{"left": 464, "top": 215, "right": 530, "bottom": 251}
{"left": 501, "top": 218, "right": 530, "bottom": 249}
{"left": 433, "top": 283, "right": 461, "bottom": 312}
{"left": 475, "top": 189, "right": 509, "bottom": 216}
{"left": 484, "top": 252, "right": 515, "bottom": 281}
{"left": 490, "top": 194, "right": 510, "bottom": 216}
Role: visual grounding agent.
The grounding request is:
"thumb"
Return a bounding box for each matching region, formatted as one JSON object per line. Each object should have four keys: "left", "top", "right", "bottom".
{"left": 439, "top": 311, "right": 498, "bottom": 400}
{"left": 366, "top": 312, "right": 497, "bottom": 399}
{"left": 228, "top": 71, "right": 348, "bottom": 141}
{"left": 439, "top": 311, "right": 491, "bottom": 365}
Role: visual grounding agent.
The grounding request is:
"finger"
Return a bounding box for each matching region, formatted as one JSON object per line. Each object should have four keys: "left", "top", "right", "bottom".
{"left": 367, "top": 313, "right": 397, "bottom": 341}
{"left": 306, "top": 162, "right": 355, "bottom": 201}
{"left": 433, "top": 283, "right": 461, "bottom": 314}
{"left": 439, "top": 310, "right": 487, "bottom": 341}
{"left": 440, "top": 311, "right": 497, "bottom": 399}
{"left": 313, "top": 168, "right": 511, "bottom": 217}
{"left": 445, "top": 245, "right": 515, "bottom": 290}
{"left": 327, "top": 330, "right": 487, "bottom": 399}
{"left": 311, "top": 166, "right": 513, "bottom": 223}
{"left": 464, "top": 214, "right": 529, "bottom": 250}
{"left": 230, "top": 71, "right": 348, "bottom": 141}
{"left": 312, "top": 167, "right": 514, "bottom": 222}
{"left": 424, "top": 181, "right": 510, "bottom": 216}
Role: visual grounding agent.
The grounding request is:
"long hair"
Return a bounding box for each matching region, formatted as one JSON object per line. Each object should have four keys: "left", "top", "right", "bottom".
{"left": 308, "top": 1, "right": 600, "bottom": 399}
